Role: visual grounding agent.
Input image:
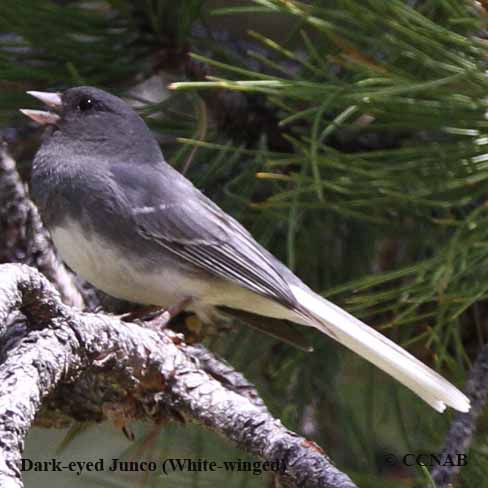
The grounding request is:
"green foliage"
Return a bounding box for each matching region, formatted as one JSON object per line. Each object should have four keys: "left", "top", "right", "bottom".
{"left": 0, "top": 1, "right": 135, "bottom": 85}
{"left": 0, "top": 0, "right": 205, "bottom": 117}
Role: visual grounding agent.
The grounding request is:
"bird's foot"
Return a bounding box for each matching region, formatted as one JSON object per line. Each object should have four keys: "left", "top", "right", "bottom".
{"left": 145, "top": 297, "right": 193, "bottom": 329}
{"left": 121, "top": 298, "right": 193, "bottom": 330}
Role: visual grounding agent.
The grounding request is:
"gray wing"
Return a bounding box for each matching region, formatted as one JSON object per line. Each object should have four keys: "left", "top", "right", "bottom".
{"left": 112, "top": 162, "right": 300, "bottom": 310}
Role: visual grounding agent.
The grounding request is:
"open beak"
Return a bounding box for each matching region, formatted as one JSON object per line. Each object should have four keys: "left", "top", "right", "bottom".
{"left": 20, "top": 90, "right": 63, "bottom": 125}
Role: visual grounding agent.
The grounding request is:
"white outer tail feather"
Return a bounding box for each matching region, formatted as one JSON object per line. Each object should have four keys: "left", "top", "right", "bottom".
{"left": 290, "top": 285, "right": 470, "bottom": 413}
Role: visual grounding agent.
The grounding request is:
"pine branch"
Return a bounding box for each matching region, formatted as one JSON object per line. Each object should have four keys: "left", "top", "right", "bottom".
{"left": 0, "top": 263, "right": 357, "bottom": 488}
{"left": 431, "top": 342, "right": 488, "bottom": 487}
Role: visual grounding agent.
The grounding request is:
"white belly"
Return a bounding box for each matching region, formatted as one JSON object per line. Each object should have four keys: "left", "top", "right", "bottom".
{"left": 51, "top": 220, "right": 297, "bottom": 322}
{"left": 51, "top": 221, "right": 207, "bottom": 308}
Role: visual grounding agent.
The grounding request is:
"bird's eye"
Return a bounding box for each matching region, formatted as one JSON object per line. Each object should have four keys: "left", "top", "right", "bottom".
{"left": 77, "top": 97, "right": 94, "bottom": 112}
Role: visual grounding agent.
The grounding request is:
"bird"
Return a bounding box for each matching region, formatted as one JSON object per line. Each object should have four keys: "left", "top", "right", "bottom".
{"left": 21, "top": 86, "right": 470, "bottom": 413}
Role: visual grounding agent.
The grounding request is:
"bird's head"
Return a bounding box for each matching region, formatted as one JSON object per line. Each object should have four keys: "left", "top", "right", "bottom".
{"left": 21, "top": 86, "right": 161, "bottom": 162}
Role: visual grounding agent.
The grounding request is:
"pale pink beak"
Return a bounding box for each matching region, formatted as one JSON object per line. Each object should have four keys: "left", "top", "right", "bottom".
{"left": 20, "top": 90, "right": 63, "bottom": 125}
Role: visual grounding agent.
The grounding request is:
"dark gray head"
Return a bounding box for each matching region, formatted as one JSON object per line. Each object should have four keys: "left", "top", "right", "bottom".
{"left": 21, "top": 86, "right": 162, "bottom": 163}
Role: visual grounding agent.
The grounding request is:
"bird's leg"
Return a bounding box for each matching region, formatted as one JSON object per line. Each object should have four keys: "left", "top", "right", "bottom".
{"left": 146, "top": 297, "right": 193, "bottom": 329}
{"left": 121, "top": 298, "right": 192, "bottom": 328}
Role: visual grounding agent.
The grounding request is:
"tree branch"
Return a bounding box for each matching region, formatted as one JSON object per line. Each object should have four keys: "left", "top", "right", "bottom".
{"left": 431, "top": 343, "right": 488, "bottom": 487}
{"left": 0, "top": 263, "right": 357, "bottom": 488}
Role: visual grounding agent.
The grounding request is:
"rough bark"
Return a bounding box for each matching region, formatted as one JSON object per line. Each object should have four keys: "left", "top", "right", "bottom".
{"left": 0, "top": 263, "right": 357, "bottom": 488}
{"left": 431, "top": 343, "right": 488, "bottom": 487}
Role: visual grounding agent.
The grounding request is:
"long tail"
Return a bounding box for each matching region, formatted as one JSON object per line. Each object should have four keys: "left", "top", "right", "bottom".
{"left": 289, "top": 285, "right": 470, "bottom": 413}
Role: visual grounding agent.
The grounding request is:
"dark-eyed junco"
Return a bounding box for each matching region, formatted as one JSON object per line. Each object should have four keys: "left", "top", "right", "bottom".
{"left": 21, "top": 87, "right": 469, "bottom": 413}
